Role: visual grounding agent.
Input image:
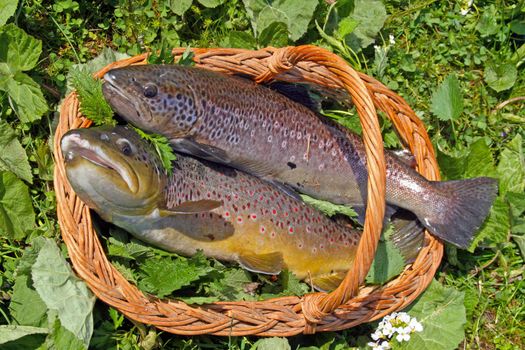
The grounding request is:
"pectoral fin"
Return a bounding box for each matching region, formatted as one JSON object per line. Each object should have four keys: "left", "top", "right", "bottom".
{"left": 309, "top": 271, "right": 347, "bottom": 292}
{"left": 171, "top": 138, "right": 232, "bottom": 164}
{"left": 162, "top": 199, "right": 222, "bottom": 215}
{"left": 238, "top": 251, "right": 284, "bottom": 275}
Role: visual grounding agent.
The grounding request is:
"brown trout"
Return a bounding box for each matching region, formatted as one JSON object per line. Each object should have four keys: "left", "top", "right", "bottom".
{"left": 102, "top": 65, "right": 498, "bottom": 248}
{"left": 61, "top": 126, "right": 423, "bottom": 291}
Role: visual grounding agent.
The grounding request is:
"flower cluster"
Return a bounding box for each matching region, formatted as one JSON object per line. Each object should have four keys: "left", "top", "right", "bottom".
{"left": 367, "top": 312, "right": 423, "bottom": 349}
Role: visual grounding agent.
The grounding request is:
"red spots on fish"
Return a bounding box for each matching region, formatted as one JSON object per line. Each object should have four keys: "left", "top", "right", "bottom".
{"left": 224, "top": 211, "right": 230, "bottom": 218}
{"left": 207, "top": 192, "right": 211, "bottom": 198}
{"left": 249, "top": 190, "right": 255, "bottom": 196}
{"left": 293, "top": 207, "right": 299, "bottom": 213}
{"left": 330, "top": 238, "right": 335, "bottom": 244}
{"left": 288, "top": 226, "right": 294, "bottom": 234}
{"left": 250, "top": 213, "right": 257, "bottom": 221}
{"left": 260, "top": 226, "right": 266, "bottom": 233}
{"left": 271, "top": 231, "right": 276, "bottom": 238}
{"left": 234, "top": 193, "right": 239, "bottom": 200}
{"left": 237, "top": 216, "right": 243, "bottom": 224}
{"left": 284, "top": 212, "right": 289, "bottom": 217}
{"left": 259, "top": 195, "right": 264, "bottom": 201}
{"left": 320, "top": 244, "right": 325, "bottom": 249}
{"left": 272, "top": 209, "right": 277, "bottom": 215}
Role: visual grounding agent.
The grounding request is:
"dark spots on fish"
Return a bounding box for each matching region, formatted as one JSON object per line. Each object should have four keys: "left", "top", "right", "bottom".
{"left": 205, "top": 234, "right": 215, "bottom": 241}
{"left": 287, "top": 162, "right": 297, "bottom": 169}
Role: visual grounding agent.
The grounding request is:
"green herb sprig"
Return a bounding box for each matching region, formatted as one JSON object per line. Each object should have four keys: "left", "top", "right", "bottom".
{"left": 70, "top": 69, "right": 115, "bottom": 126}
{"left": 132, "top": 126, "right": 177, "bottom": 175}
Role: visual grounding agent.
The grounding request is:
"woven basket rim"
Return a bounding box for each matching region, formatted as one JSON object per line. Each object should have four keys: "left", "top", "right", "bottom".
{"left": 52, "top": 45, "right": 443, "bottom": 336}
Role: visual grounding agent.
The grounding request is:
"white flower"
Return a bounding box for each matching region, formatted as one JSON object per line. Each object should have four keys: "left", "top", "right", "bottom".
{"left": 389, "top": 34, "right": 395, "bottom": 45}
{"left": 460, "top": 0, "right": 474, "bottom": 15}
{"left": 409, "top": 318, "right": 424, "bottom": 332}
{"left": 396, "top": 333, "right": 411, "bottom": 342}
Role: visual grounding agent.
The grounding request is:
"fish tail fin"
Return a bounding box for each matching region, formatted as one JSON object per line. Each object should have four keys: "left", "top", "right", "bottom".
{"left": 389, "top": 213, "right": 425, "bottom": 262}
{"left": 419, "top": 177, "right": 498, "bottom": 249}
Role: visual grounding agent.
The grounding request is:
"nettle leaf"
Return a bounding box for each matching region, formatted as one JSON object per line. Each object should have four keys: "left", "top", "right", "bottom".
{"left": 204, "top": 267, "right": 255, "bottom": 301}
{"left": 430, "top": 74, "right": 463, "bottom": 122}
{"left": 0, "top": 171, "right": 35, "bottom": 240}
{"left": 366, "top": 223, "right": 406, "bottom": 285}
{"left": 0, "top": 325, "right": 48, "bottom": 345}
{"left": 44, "top": 318, "right": 87, "bottom": 350}
{"left": 132, "top": 126, "right": 176, "bottom": 175}
{"left": 300, "top": 194, "right": 358, "bottom": 218}
{"left": 70, "top": 69, "right": 115, "bottom": 126}
{"left": 0, "top": 0, "right": 18, "bottom": 26}
{"left": 259, "top": 21, "right": 289, "bottom": 47}
{"left": 170, "top": 0, "right": 192, "bottom": 16}
{"left": 484, "top": 62, "right": 517, "bottom": 92}
{"left": 436, "top": 149, "right": 466, "bottom": 180}
{"left": 507, "top": 192, "right": 525, "bottom": 235}
{"left": 0, "top": 24, "right": 42, "bottom": 71}
{"left": 497, "top": 134, "right": 524, "bottom": 195}
{"left": 32, "top": 238, "right": 96, "bottom": 347}
{"left": 337, "top": 17, "right": 359, "bottom": 39}
{"left": 345, "top": 0, "right": 387, "bottom": 51}
{"left": 138, "top": 253, "right": 212, "bottom": 297}
{"left": 402, "top": 280, "right": 466, "bottom": 350}
{"left": 0, "top": 120, "right": 32, "bottom": 183}
{"left": 242, "top": 0, "right": 318, "bottom": 41}
{"left": 3, "top": 71, "right": 48, "bottom": 124}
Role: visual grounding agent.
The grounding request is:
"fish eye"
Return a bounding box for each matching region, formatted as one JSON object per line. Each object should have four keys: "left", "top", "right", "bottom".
{"left": 116, "top": 138, "right": 134, "bottom": 156}
{"left": 143, "top": 83, "right": 158, "bottom": 98}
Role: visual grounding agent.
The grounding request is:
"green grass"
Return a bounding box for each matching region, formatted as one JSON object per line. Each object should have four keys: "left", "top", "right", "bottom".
{"left": 0, "top": 0, "right": 524, "bottom": 349}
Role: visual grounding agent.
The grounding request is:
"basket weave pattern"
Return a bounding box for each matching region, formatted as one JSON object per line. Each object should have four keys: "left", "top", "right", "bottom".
{"left": 53, "top": 46, "right": 443, "bottom": 336}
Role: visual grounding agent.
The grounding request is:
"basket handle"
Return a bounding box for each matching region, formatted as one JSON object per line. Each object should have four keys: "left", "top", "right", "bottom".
{"left": 255, "top": 46, "right": 386, "bottom": 326}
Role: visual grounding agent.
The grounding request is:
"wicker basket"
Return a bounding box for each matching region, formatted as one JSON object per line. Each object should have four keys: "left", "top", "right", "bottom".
{"left": 53, "top": 45, "right": 443, "bottom": 336}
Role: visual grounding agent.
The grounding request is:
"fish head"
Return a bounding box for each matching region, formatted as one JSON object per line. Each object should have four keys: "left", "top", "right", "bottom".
{"left": 103, "top": 65, "right": 199, "bottom": 138}
{"left": 61, "top": 126, "right": 165, "bottom": 218}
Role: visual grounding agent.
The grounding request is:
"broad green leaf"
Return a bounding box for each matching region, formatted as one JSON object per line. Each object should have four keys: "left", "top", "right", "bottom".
{"left": 510, "top": 20, "right": 525, "bottom": 35}
{"left": 0, "top": 120, "right": 31, "bottom": 183}
{"left": 170, "top": 0, "right": 192, "bottom": 16}
{"left": 44, "top": 318, "right": 87, "bottom": 350}
{"left": 242, "top": 0, "right": 319, "bottom": 41}
{"left": 0, "top": 24, "right": 42, "bottom": 71}
{"left": 469, "top": 196, "right": 510, "bottom": 250}
{"left": 508, "top": 192, "right": 525, "bottom": 235}
{"left": 0, "top": 171, "right": 35, "bottom": 240}
{"left": 138, "top": 253, "right": 213, "bottom": 297}
{"left": 366, "top": 223, "right": 406, "bottom": 284}
{"left": 476, "top": 5, "right": 499, "bottom": 36}
{"left": 5, "top": 71, "right": 48, "bottom": 124}
{"left": 9, "top": 275, "right": 48, "bottom": 327}
{"left": 258, "top": 21, "right": 289, "bottom": 47}
{"left": 0, "top": 0, "right": 18, "bottom": 26}
{"left": 198, "top": 0, "right": 225, "bottom": 7}
{"left": 496, "top": 134, "right": 524, "bottom": 195}
{"left": 0, "top": 325, "right": 47, "bottom": 345}
{"left": 300, "top": 194, "right": 358, "bottom": 218}
{"left": 32, "top": 238, "right": 95, "bottom": 347}
{"left": 227, "top": 31, "right": 257, "bottom": 49}
{"left": 253, "top": 337, "right": 291, "bottom": 350}
{"left": 402, "top": 280, "right": 466, "bottom": 350}
{"left": 430, "top": 74, "right": 463, "bottom": 122}
{"left": 464, "top": 138, "right": 496, "bottom": 178}
{"left": 345, "top": 0, "right": 387, "bottom": 51}
{"left": 337, "top": 17, "right": 359, "bottom": 39}
{"left": 484, "top": 62, "right": 517, "bottom": 92}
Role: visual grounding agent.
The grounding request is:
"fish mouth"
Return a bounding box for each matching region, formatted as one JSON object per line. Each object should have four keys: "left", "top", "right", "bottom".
{"left": 103, "top": 72, "right": 153, "bottom": 123}
{"left": 61, "top": 132, "right": 139, "bottom": 194}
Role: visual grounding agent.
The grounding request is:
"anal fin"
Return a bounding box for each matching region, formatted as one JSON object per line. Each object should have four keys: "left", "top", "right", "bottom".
{"left": 238, "top": 251, "right": 284, "bottom": 275}
{"left": 309, "top": 271, "right": 347, "bottom": 292}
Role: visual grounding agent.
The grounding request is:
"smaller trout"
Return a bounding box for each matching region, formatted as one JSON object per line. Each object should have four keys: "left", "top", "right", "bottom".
{"left": 61, "top": 126, "right": 423, "bottom": 291}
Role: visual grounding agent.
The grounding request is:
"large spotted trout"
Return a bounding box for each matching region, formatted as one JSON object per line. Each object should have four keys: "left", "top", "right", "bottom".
{"left": 61, "top": 126, "right": 424, "bottom": 291}
{"left": 102, "top": 65, "right": 498, "bottom": 248}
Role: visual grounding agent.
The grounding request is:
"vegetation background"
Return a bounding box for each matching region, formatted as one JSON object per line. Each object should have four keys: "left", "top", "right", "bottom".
{"left": 0, "top": 0, "right": 524, "bottom": 349}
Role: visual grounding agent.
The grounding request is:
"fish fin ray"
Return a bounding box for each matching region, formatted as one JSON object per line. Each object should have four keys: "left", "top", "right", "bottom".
{"left": 238, "top": 251, "right": 283, "bottom": 275}
{"left": 162, "top": 200, "right": 222, "bottom": 214}
{"left": 389, "top": 211, "right": 425, "bottom": 262}
{"left": 309, "top": 271, "right": 347, "bottom": 292}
